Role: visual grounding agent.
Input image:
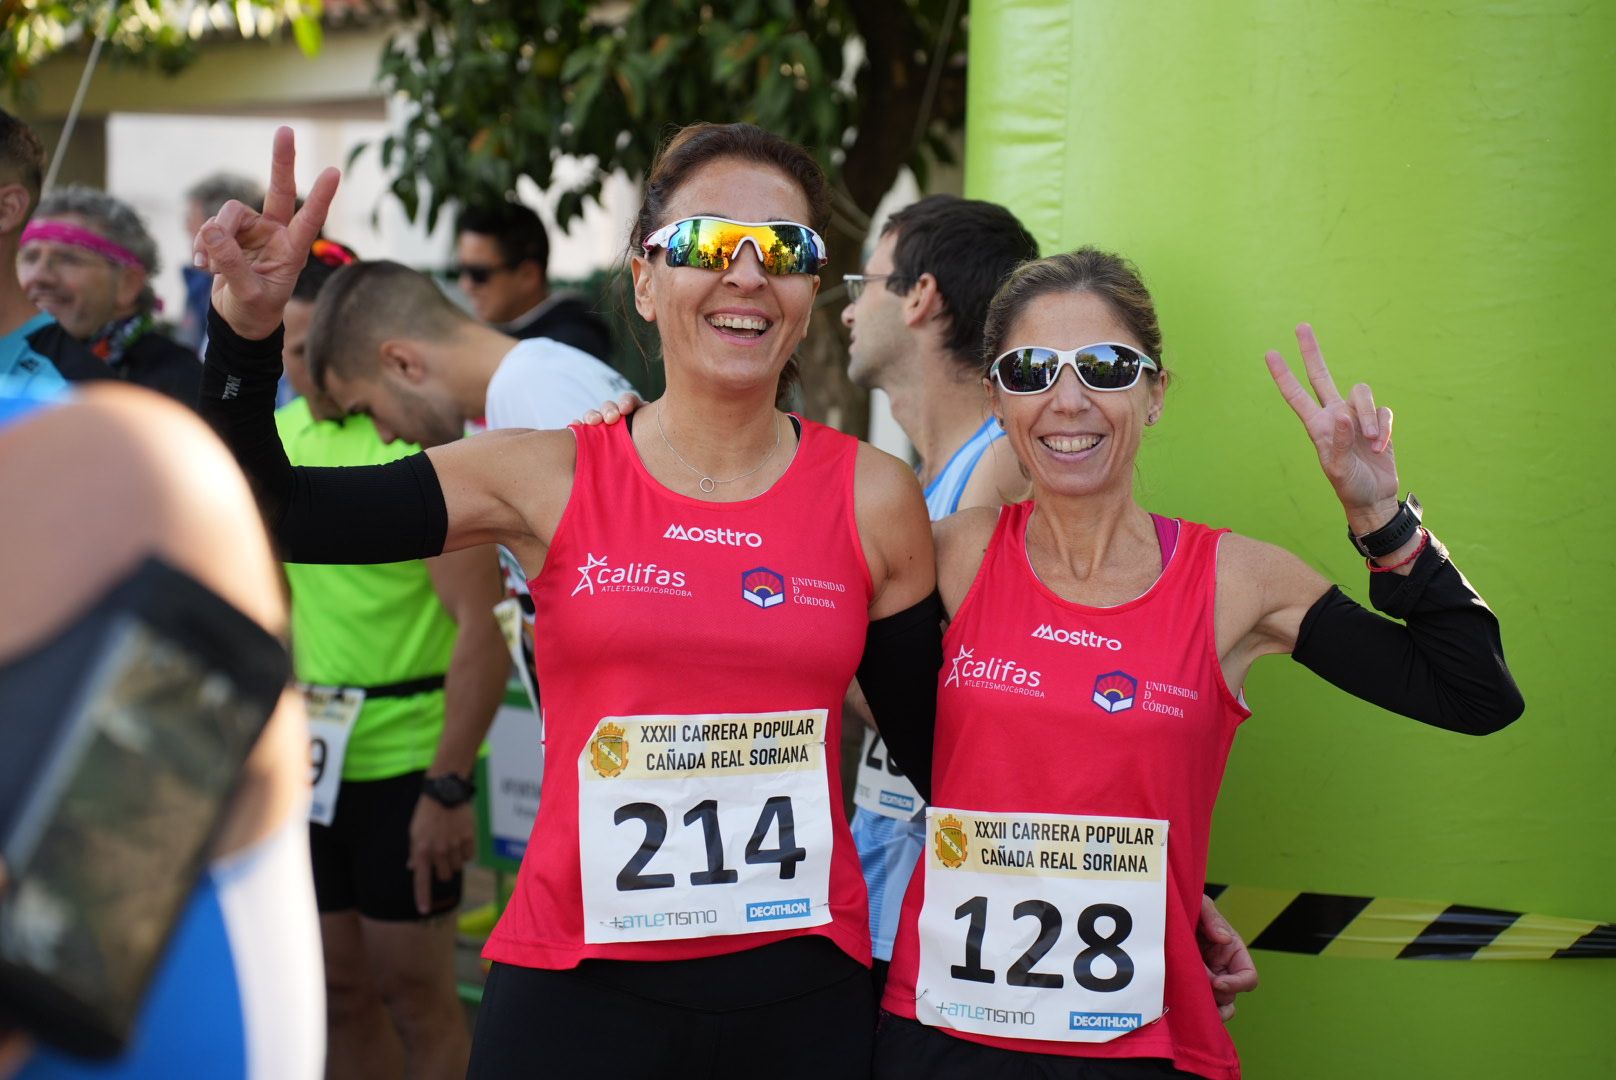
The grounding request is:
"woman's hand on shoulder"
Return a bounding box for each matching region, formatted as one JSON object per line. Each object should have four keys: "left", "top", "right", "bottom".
{"left": 1216, "top": 532, "right": 1332, "bottom": 685}
{"left": 578, "top": 391, "right": 645, "bottom": 427}
{"left": 932, "top": 507, "right": 998, "bottom": 618}
{"left": 429, "top": 427, "right": 577, "bottom": 565}
{"left": 854, "top": 443, "right": 936, "bottom": 619}
{"left": 1266, "top": 324, "right": 1404, "bottom": 536}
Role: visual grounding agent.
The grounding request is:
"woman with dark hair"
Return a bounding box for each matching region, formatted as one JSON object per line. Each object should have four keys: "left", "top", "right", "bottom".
{"left": 872, "top": 248, "right": 1522, "bottom": 1079}
{"left": 195, "top": 126, "right": 938, "bottom": 1077}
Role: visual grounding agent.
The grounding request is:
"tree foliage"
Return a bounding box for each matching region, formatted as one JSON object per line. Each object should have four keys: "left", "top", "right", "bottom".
{"left": 373, "top": 0, "right": 969, "bottom": 430}
{"left": 1, "top": 1, "right": 323, "bottom": 100}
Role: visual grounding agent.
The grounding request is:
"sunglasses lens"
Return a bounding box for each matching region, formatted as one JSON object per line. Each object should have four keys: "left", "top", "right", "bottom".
{"left": 661, "top": 219, "right": 820, "bottom": 276}
{"left": 1077, "top": 345, "right": 1144, "bottom": 390}
{"left": 998, "top": 348, "right": 1061, "bottom": 393}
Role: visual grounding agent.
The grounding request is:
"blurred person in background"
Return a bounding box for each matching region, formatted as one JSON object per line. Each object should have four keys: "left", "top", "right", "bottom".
{"left": 180, "top": 173, "right": 265, "bottom": 353}
{"left": 453, "top": 201, "right": 613, "bottom": 361}
{"left": 18, "top": 186, "right": 201, "bottom": 405}
{"left": 277, "top": 239, "right": 508, "bottom": 1080}
{"left": 0, "top": 110, "right": 109, "bottom": 390}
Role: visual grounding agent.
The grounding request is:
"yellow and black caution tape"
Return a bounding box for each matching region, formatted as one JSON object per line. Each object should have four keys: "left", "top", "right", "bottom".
{"left": 1204, "top": 883, "right": 1615, "bottom": 960}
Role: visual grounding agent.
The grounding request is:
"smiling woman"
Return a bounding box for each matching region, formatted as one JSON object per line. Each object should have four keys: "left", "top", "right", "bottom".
{"left": 872, "top": 248, "right": 1523, "bottom": 1080}
{"left": 195, "top": 123, "right": 941, "bottom": 1080}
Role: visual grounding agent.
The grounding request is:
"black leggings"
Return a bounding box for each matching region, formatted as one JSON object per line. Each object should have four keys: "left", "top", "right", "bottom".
{"left": 874, "top": 1013, "right": 1202, "bottom": 1080}
{"left": 468, "top": 937, "right": 874, "bottom": 1079}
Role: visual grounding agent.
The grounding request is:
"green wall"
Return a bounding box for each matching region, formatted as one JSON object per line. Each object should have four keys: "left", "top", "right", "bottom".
{"left": 966, "top": 2, "right": 1614, "bottom": 1075}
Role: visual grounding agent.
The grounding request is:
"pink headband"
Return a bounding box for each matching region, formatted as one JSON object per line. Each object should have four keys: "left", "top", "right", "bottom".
{"left": 19, "top": 220, "right": 145, "bottom": 269}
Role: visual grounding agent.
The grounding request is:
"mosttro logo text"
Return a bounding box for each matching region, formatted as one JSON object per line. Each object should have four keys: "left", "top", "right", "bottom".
{"left": 1031, "top": 623, "right": 1123, "bottom": 651}
{"left": 663, "top": 523, "right": 764, "bottom": 548}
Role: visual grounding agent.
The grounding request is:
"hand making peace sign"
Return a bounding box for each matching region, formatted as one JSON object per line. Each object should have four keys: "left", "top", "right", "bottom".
{"left": 192, "top": 126, "right": 341, "bottom": 341}
{"left": 1265, "top": 323, "right": 1404, "bottom": 534}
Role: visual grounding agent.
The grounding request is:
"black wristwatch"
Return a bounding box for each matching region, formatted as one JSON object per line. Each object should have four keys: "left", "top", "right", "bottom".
{"left": 421, "top": 772, "right": 477, "bottom": 808}
{"left": 1349, "top": 492, "right": 1423, "bottom": 559}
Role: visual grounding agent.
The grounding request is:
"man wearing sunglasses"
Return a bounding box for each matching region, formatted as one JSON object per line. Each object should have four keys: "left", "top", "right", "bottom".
{"left": 840, "top": 195, "right": 1256, "bottom": 1018}
{"left": 453, "top": 202, "right": 613, "bottom": 362}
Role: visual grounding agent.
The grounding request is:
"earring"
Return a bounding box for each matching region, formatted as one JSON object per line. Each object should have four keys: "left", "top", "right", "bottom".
{"left": 995, "top": 416, "right": 1005, "bottom": 430}
{"left": 1145, "top": 411, "right": 1159, "bottom": 426}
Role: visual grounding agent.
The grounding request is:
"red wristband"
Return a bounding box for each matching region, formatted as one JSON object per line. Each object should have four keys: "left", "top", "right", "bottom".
{"left": 1367, "top": 527, "right": 1428, "bottom": 573}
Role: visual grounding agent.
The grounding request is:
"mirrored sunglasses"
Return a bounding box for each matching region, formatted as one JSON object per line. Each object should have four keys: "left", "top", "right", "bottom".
{"left": 643, "top": 217, "right": 827, "bottom": 276}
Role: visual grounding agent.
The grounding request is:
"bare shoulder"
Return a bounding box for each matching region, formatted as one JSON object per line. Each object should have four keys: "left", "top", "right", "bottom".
{"left": 854, "top": 439, "right": 925, "bottom": 507}
{"left": 853, "top": 441, "right": 935, "bottom": 617}
{"left": 957, "top": 436, "right": 1029, "bottom": 511}
{"left": 933, "top": 506, "right": 999, "bottom": 614}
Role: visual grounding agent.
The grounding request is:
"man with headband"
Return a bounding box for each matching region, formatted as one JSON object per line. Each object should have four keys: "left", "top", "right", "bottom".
{"left": 0, "top": 109, "right": 108, "bottom": 392}
{"left": 18, "top": 186, "right": 201, "bottom": 405}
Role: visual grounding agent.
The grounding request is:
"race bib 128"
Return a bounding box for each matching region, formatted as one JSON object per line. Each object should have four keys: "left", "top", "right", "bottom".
{"left": 915, "top": 807, "right": 1168, "bottom": 1043}
{"left": 578, "top": 710, "right": 834, "bottom": 944}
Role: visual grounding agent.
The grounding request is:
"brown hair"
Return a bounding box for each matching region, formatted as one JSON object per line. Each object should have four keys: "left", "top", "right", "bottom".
{"left": 306, "top": 260, "right": 472, "bottom": 390}
{"left": 982, "top": 247, "right": 1166, "bottom": 380}
{"left": 630, "top": 123, "right": 829, "bottom": 408}
{"left": 0, "top": 108, "right": 44, "bottom": 218}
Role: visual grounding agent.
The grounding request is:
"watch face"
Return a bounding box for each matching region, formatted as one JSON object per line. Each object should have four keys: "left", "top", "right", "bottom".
{"left": 425, "top": 775, "right": 473, "bottom": 806}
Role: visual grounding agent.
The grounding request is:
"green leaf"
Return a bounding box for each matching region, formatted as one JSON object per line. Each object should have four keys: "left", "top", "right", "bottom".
{"left": 291, "top": 14, "right": 323, "bottom": 57}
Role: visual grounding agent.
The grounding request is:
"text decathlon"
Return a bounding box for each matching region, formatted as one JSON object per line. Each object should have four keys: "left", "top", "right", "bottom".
{"left": 1031, "top": 623, "right": 1123, "bottom": 651}
{"left": 664, "top": 523, "right": 764, "bottom": 548}
{"left": 879, "top": 790, "right": 916, "bottom": 812}
{"left": 745, "top": 898, "right": 812, "bottom": 921}
{"left": 1069, "top": 1012, "right": 1143, "bottom": 1031}
{"left": 935, "top": 1002, "right": 1036, "bottom": 1026}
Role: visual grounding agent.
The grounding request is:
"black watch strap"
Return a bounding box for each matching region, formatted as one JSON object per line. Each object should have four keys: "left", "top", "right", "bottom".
{"left": 1349, "top": 492, "right": 1424, "bottom": 559}
{"left": 421, "top": 772, "right": 477, "bottom": 807}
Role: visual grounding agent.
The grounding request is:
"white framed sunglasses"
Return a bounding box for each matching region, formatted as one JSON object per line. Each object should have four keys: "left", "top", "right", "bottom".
{"left": 989, "top": 343, "right": 1159, "bottom": 394}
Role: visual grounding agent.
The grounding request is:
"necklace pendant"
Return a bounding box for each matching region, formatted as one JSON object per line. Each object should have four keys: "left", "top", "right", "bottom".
{"left": 699, "top": 477, "right": 717, "bottom": 493}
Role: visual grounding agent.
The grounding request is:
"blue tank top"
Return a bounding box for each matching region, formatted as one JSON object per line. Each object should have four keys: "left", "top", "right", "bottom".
{"left": 923, "top": 418, "right": 1006, "bottom": 519}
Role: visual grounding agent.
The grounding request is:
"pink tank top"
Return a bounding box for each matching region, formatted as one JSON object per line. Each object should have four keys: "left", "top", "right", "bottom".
{"left": 882, "top": 502, "right": 1249, "bottom": 1080}
{"left": 484, "top": 418, "right": 875, "bottom": 970}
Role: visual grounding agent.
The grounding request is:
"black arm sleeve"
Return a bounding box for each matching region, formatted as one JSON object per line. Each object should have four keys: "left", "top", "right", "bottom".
{"left": 855, "top": 590, "right": 945, "bottom": 803}
{"left": 1291, "top": 534, "right": 1524, "bottom": 735}
{"left": 198, "top": 307, "right": 447, "bottom": 564}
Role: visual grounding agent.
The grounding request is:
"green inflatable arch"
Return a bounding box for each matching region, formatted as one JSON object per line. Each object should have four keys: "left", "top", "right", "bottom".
{"left": 964, "top": 2, "right": 1614, "bottom": 1075}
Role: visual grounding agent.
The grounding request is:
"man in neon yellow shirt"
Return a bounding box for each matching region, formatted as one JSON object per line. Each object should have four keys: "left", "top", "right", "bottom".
{"left": 276, "top": 241, "right": 507, "bottom": 1080}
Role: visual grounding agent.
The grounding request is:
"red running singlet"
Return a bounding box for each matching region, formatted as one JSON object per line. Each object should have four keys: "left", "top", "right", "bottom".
{"left": 483, "top": 418, "right": 876, "bottom": 970}
{"left": 882, "top": 502, "right": 1249, "bottom": 1080}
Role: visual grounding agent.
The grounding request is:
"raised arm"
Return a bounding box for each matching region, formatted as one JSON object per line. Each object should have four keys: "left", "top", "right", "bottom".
{"left": 194, "top": 128, "right": 553, "bottom": 566}
{"left": 1219, "top": 324, "right": 1523, "bottom": 734}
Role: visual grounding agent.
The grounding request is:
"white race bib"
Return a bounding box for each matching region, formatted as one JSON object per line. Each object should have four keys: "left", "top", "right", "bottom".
{"left": 915, "top": 807, "right": 1168, "bottom": 1043}
{"left": 578, "top": 710, "right": 833, "bottom": 944}
{"left": 303, "top": 685, "right": 365, "bottom": 827}
{"left": 853, "top": 729, "right": 925, "bottom": 820}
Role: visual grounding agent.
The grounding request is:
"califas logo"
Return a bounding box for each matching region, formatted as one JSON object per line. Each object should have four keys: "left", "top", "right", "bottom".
{"left": 943, "top": 644, "right": 1043, "bottom": 695}
{"left": 740, "top": 567, "right": 786, "bottom": 609}
{"left": 572, "top": 553, "right": 689, "bottom": 598}
{"left": 1092, "top": 670, "right": 1139, "bottom": 713}
{"left": 663, "top": 523, "right": 764, "bottom": 548}
{"left": 1031, "top": 623, "right": 1123, "bottom": 652}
